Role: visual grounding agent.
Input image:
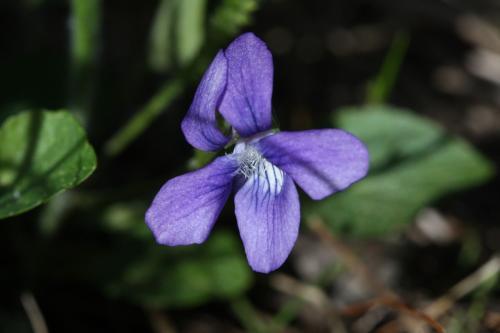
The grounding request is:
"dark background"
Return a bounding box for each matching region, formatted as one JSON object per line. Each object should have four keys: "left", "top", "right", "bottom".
{"left": 1, "top": 0, "right": 500, "bottom": 332}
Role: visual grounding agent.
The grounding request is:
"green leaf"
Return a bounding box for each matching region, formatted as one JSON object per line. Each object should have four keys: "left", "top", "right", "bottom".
{"left": 69, "top": 0, "right": 101, "bottom": 123}
{"left": 304, "top": 106, "right": 494, "bottom": 236}
{"left": 210, "top": 0, "right": 259, "bottom": 39}
{"left": 176, "top": 0, "right": 207, "bottom": 66}
{"left": 149, "top": 0, "right": 177, "bottom": 72}
{"left": 337, "top": 105, "right": 443, "bottom": 169}
{"left": 0, "top": 110, "right": 97, "bottom": 219}
{"left": 149, "top": 0, "right": 206, "bottom": 71}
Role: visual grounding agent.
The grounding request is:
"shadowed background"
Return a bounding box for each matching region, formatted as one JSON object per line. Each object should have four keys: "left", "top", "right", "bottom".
{"left": 1, "top": 0, "right": 499, "bottom": 332}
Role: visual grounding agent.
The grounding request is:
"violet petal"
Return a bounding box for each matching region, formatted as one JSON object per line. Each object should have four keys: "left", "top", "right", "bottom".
{"left": 219, "top": 33, "right": 273, "bottom": 137}
{"left": 234, "top": 162, "right": 300, "bottom": 273}
{"left": 146, "top": 156, "right": 237, "bottom": 245}
{"left": 181, "top": 51, "right": 230, "bottom": 151}
{"left": 256, "top": 129, "right": 370, "bottom": 200}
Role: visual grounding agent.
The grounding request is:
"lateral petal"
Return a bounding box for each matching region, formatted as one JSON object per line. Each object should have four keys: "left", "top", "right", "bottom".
{"left": 219, "top": 33, "right": 273, "bottom": 137}
{"left": 146, "top": 156, "right": 237, "bottom": 245}
{"left": 181, "top": 51, "right": 230, "bottom": 151}
{"left": 234, "top": 162, "right": 300, "bottom": 273}
{"left": 256, "top": 129, "right": 369, "bottom": 200}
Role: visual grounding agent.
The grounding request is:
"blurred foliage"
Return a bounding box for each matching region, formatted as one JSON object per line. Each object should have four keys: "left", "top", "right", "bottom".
{"left": 1, "top": 0, "right": 499, "bottom": 331}
{"left": 97, "top": 202, "right": 253, "bottom": 308}
{"left": 103, "top": 77, "right": 185, "bottom": 156}
{"left": 210, "top": 0, "right": 259, "bottom": 39}
{"left": 187, "top": 149, "right": 217, "bottom": 170}
{"left": 149, "top": 0, "right": 259, "bottom": 72}
{"left": 105, "top": 0, "right": 260, "bottom": 157}
{"left": 31, "top": 0, "right": 262, "bottom": 310}
{"left": 366, "top": 31, "right": 410, "bottom": 105}
{"left": 69, "top": 0, "right": 100, "bottom": 123}
{"left": 105, "top": 234, "right": 252, "bottom": 308}
{"left": 70, "top": 0, "right": 100, "bottom": 71}
{"left": 149, "top": 0, "right": 177, "bottom": 72}
{"left": 149, "top": 0, "right": 207, "bottom": 72}
{"left": 0, "top": 111, "right": 96, "bottom": 219}
{"left": 305, "top": 106, "right": 494, "bottom": 236}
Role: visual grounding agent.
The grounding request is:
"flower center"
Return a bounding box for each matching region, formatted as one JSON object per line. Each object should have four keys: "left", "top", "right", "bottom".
{"left": 236, "top": 145, "right": 262, "bottom": 178}
{"left": 234, "top": 143, "right": 284, "bottom": 194}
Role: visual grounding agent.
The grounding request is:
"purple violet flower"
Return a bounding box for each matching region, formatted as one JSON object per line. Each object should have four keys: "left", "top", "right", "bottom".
{"left": 145, "top": 33, "right": 369, "bottom": 273}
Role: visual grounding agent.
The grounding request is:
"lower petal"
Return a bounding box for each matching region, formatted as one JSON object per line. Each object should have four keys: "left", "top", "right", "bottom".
{"left": 234, "top": 163, "right": 300, "bottom": 273}
{"left": 146, "top": 156, "right": 237, "bottom": 246}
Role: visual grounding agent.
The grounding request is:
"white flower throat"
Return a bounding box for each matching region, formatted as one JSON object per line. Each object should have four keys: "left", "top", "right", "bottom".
{"left": 234, "top": 142, "right": 284, "bottom": 195}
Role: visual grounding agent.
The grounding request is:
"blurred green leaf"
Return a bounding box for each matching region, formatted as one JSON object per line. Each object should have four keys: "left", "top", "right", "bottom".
{"left": 0, "top": 110, "right": 97, "bottom": 219}
{"left": 210, "top": 0, "right": 259, "bottom": 39}
{"left": 231, "top": 298, "right": 270, "bottom": 333}
{"left": 187, "top": 149, "right": 216, "bottom": 170}
{"left": 70, "top": 0, "right": 101, "bottom": 123}
{"left": 304, "top": 106, "right": 494, "bottom": 236}
{"left": 149, "top": 0, "right": 206, "bottom": 72}
{"left": 70, "top": 0, "right": 100, "bottom": 69}
{"left": 149, "top": 0, "right": 177, "bottom": 72}
{"left": 102, "top": 201, "right": 152, "bottom": 238}
{"left": 111, "top": 0, "right": 261, "bottom": 157}
{"left": 105, "top": 230, "right": 253, "bottom": 308}
{"left": 96, "top": 201, "right": 253, "bottom": 307}
{"left": 177, "top": 0, "right": 207, "bottom": 66}
{"left": 337, "top": 105, "right": 443, "bottom": 169}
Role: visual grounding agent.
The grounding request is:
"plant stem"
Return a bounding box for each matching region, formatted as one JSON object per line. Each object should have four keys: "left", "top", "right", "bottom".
{"left": 69, "top": 0, "right": 101, "bottom": 126}
{"left": 366, "top": 31, "right": 410, "bottom": 105}
{"left": 103, "top": 78, "right": 185, "bottom": 157}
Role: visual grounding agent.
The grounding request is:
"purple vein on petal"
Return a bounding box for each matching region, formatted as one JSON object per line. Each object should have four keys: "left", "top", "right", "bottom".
{"left": 219, "top": 33, "right": 274, "bottom": 137}
{"left": 145, "top": 156, "right": 238, "bottom": 246}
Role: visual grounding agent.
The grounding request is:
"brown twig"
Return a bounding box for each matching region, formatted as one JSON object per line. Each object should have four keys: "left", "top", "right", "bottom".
{"left": 380, "top": 298, "right": 445, "bottom": 333}
{"left": 424, "top": 254, "right": 500, "bottom": 319}
{"left": 341, "top": 296, "right": 445, "bottom": 333}
{"left": 270, "top": 273, "right": 331, "bottom": 309}
{"left": 306, "top": 217, "right": 390, "bottom": 295}
{"left": 270, "top": 273, "right": 348, "bottom": 333}
{"left": 306, "top": 217, "right": 445, "bottom": 333}
{"left": 20, "top": 292, "right": 49, "bottom": 333}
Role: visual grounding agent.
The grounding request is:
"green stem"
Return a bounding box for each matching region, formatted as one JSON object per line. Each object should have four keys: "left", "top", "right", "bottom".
{"left": 230, "top": 298, "right": 269, "bottom": 333}
{"left": 103, "top": 0, "right": 262, "bottom": 158}
{"left": 269, "top": 298, "right": 304, "bottom": 332}
{"left": 466, "top": 274, "right": 498, "bottom": 332}
{"left": 366, "top": 30, "right": 410, "bottom": 105}
{"left": 69, "top": 0, "right": 101, "bottom": 126}
{"left": 103, "top": 78, "right": 185, "bottom": 157}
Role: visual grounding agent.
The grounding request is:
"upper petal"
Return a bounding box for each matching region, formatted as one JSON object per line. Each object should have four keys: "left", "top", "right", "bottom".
{"left": 145, "top": 156, "right": 237, "bottom": 245}
{"left": 255, "top": 129, "right": 370, "bottom": 200}
{"left": 181, "top": 51, "right": 230, "bottom": 151}
{"left": 219, "top": 33, "right": 273, "bottom": 137}
{"left": 234, "top": 161, "right": 300, "bottom": 273}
